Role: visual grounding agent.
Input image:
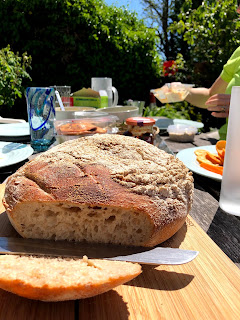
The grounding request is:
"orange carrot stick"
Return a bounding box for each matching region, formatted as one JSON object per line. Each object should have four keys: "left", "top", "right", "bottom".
{"left": 200, "top": 162, "right": 223, "bottom": 175}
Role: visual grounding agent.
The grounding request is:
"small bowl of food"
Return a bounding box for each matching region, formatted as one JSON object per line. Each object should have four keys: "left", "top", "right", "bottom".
{"left": 167, "top": 124, "right": 198, "bottom": 142}
{"left": 55, "top": 115, "right": 119, "bottom": 144}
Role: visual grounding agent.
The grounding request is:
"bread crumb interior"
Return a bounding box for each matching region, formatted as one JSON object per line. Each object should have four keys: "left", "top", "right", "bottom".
{"left": 0, "top": 255, "right": 141, "bottom": 287}
{"left": 13, "top": 202, "right": 152, "bottom": 246}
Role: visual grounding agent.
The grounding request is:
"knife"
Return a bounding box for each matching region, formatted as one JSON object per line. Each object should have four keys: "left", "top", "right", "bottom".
{"left": 0, "top": 237, "right": 198, "bottom": 265}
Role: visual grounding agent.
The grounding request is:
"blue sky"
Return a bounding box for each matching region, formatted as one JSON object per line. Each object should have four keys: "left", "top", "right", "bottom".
{"left": 104, "top": 0, "right": 145, "bottom": 18}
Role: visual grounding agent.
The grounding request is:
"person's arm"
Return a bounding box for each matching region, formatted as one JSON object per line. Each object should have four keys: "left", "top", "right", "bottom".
{"left": 185, "top": 76, "right": 228, "bottom": 109}
{"left": 185, "top": 87, "right": 210, "bottom": 108}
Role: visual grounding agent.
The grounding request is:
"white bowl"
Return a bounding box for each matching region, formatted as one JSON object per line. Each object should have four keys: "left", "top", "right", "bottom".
{"left": 101, "top": 106, "right": 139, "bottom": 123}
{"left": 55, "top": 107, "right": 96, "bottom": 120}
{"left": 167, "top": 124, "right": 198, "bottom": 142}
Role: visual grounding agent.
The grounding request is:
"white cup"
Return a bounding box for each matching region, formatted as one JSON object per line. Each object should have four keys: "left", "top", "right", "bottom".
{"left": 91, "top": 77, "right": 118, "bottom": 107}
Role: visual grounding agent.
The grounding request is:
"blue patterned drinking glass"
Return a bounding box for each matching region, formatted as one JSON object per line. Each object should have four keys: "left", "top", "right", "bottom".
{"left": 26, "top": 87, "right": 56, "bottom": 152}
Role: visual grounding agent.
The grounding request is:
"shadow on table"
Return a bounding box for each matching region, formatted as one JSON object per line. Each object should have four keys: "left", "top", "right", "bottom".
{"left": 199, "top": 136, "right": 218, "bottom": 146}
{"left": 0, "top": 289, "right": 76, "bottom": 320}
{"left": 207, "top": 207, "right": 240, "bottom": 266}
{"left": 162, "top": 222, "right": 187, "bottom": 248}
{"left": 78, "top": 290, "right": 130, "bottom": 319}
{"left": 127, "top": 268, "right": 194, "bottom": 291}
{"left": 0, "top": 285, "right": 130, "bottom": 320}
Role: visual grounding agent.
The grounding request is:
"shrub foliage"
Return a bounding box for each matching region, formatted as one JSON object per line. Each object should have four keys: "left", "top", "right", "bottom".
{"left": 0, "top": 45, "right": 32, "bottom": 117}
{"left": 0, "top": 0, "right": 162, "bottom": 113}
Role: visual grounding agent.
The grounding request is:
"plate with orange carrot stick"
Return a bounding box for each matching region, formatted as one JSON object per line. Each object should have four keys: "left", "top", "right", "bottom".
{"left": 176, "top": 141, "right": 226, "bottom": 181}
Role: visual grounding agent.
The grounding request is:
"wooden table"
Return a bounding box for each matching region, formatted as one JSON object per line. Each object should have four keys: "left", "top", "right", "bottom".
{"left": 0, "top": 132, "right": 239, "bottom": 319}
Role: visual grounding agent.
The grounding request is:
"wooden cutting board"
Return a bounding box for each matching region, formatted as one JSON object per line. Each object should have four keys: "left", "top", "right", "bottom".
{"left": 0, "top": 184, "right": 239, "bottom": 320}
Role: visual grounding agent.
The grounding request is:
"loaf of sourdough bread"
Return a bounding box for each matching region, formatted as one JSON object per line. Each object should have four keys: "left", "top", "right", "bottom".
{"left": 3, "top": 134, "right": 193, "bottom": 247}
{"left": 0, "top": 254, "right": 141, "bottom": 301}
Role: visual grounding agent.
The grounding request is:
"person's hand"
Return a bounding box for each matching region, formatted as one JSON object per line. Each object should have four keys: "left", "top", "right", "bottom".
{"left": 205, "top": 94, "right": 230, "bottom": 118}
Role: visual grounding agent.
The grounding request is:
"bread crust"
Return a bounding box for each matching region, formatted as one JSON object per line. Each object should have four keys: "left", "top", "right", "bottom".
{"left": 3, "top": 134, "right": 193, "bottom": 246}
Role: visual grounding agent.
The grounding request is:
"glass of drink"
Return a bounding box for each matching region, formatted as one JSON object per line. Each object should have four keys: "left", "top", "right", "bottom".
{"left": 26, "top": 87, "right": 56, "bottom": 152}
{"left": 219, "top": 86, "right": 240, "bottom": 216}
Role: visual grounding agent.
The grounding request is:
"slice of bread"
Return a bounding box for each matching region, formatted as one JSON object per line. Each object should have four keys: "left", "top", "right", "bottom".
{"left": 0, "top": 254, "right": 141, "bottom": 301}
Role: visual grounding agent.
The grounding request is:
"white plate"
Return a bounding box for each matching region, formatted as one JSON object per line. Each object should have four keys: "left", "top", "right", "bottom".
{"left": 0, "top": 142, "right": 33, "bottom": 168}
{"left": 0, "top": 123, "right": 30, "bottom": 137}
{"left": 176, "top": 145, "right": 222, "bottom": 181}
{"left": 155, "top": 118, "right": 204, "bottom": 130}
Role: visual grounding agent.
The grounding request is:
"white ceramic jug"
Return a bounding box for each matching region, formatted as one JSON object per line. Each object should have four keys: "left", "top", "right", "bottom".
{"left": 91, "top": 77, "right": 118, "bottom": 107}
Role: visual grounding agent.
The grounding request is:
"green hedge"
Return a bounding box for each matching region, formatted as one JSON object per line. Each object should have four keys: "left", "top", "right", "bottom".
{"left": 0, "top": 45, "right": 32, "bottom": 118}
{"left": 0, "top": 0, "right": 162, "bottom": 118}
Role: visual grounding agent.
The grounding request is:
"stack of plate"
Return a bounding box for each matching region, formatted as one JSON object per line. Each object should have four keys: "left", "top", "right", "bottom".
{"left": 0, "top": 123, "right": 30, "bottom": 143}
{"left": 0, "top": 123, "right": 33, "bottom": 170}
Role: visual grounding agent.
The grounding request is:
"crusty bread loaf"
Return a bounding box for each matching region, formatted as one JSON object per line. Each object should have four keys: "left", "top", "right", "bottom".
{"left": 3, "top": 134, "right": 193, "bottom": 247}
{"left": 0, "top": 254, "right": 141, "bottom": 301}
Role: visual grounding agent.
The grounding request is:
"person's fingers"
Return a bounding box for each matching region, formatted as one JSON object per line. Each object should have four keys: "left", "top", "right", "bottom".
{"left": 207, "top": 105, "right": 229, "bottom": 118}
{"left": 205, "top": 93, "right": 230, "bottom": 118}
{"left": 207, "top": 106, "right": 229, "bottom": 113}
{"left": 211, "top": 111, "right": 228, "bottom": 118}
{"left": 205, "top": 94, "right": 231, "bottom": 106}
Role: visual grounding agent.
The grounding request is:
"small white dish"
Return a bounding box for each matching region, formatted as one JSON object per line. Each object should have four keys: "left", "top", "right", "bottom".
{"left": 167, "top": 124, "right": 197, "bottom": 142}
{"left": 0, "top": 142, "right": 33, "bottom": 168}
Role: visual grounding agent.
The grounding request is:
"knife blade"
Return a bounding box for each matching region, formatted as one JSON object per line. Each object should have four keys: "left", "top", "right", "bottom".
{"left": 0, "top": 237, "right": 198, "bottom": 265}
